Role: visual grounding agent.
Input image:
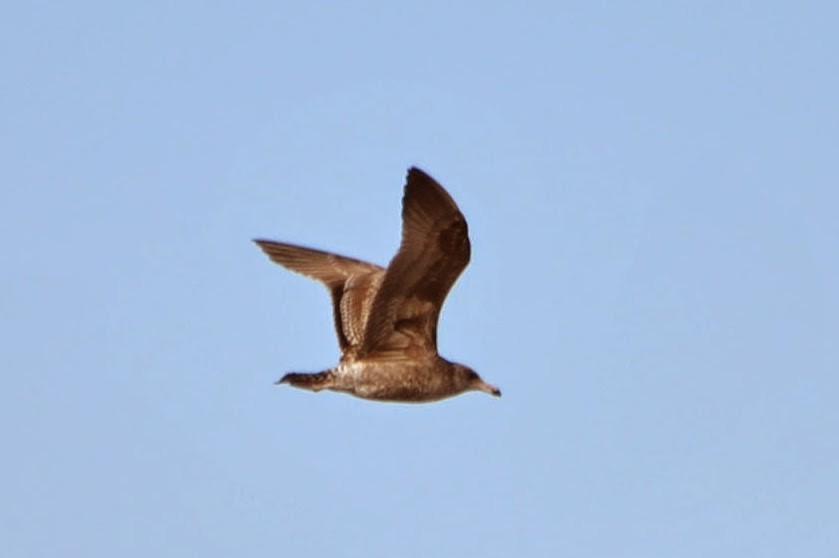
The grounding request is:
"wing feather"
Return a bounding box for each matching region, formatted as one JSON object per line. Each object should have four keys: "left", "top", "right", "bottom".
{"left": 253, "top": 240, "right": 384, "bottom": 349}
{"left": 358, "top": 168, "right": 470, "bottom": 355}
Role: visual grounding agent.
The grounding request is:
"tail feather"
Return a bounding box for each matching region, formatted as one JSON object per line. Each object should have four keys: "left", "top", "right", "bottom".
{"left": 276, "top": 370, "right": 336, "bottom": 392}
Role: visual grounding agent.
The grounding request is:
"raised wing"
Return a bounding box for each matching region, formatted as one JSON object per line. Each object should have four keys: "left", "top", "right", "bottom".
{"left": 253, "top": 240, "right": 384, "bottom": 350}
{"left": 358, "top": 168, "right": 470, "bottom": 356}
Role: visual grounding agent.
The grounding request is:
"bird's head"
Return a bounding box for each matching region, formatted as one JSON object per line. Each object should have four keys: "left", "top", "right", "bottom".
{"left": 454, "top": 364, "right": 501, "bottom": 398}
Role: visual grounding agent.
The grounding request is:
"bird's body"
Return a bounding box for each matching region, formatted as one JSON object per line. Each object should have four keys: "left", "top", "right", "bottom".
{"left": 254, "top": 167, "right": 500, "bottom": 403}
{"left": 283, "top": 357, "right": 478, "bottom": 403}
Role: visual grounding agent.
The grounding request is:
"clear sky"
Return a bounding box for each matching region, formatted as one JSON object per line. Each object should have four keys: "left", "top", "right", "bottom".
{"left": 3, "top": 2, "right": 838, "bottom": 556}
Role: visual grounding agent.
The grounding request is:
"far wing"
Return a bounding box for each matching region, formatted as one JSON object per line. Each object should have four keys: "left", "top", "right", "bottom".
{"left": 254, "top": 240, "right": 384, "bottom": 349}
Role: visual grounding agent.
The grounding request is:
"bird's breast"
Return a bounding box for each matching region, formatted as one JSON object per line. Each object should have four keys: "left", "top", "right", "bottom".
{"left": 336, "top": 357, "right": 453, "bottom": 402}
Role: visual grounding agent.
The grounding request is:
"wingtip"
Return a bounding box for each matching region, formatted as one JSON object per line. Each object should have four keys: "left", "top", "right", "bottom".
{"left": 402, "top": 166, "right": 462, "bottom": 218}
{"left": 406, "top": 166, "right": 436, "bottom": 184}
{"left": 405, "top": 166, "right": 439, "bottom": 191}
{"left": 253, "top": 239, "right": 272, "bottom": 255}
{"left": 407, "top": 165, "right": 426, "bottom": 176}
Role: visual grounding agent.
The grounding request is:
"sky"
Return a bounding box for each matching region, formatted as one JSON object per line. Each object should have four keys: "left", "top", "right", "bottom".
{"left": 2, "top": 1, "right": 838, "bottom": 556}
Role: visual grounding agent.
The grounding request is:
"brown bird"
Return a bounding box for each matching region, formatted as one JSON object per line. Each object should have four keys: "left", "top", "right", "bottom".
{"left": 254, "top": 167, "right": 500, "bottom": 403}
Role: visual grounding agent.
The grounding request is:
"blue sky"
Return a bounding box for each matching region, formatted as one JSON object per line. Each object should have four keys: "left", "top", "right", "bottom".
{"left": 3, "top": 1, "right": 838, "bottom": 556}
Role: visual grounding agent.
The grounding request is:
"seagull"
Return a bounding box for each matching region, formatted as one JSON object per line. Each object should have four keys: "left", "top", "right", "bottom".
{"left": 254, "top": 167, "right": 500, "bottom": 403}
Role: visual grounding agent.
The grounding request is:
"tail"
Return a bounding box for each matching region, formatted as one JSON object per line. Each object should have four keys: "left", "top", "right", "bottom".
{"left": 275, "top": 370, "right": 336, "bottom": 392}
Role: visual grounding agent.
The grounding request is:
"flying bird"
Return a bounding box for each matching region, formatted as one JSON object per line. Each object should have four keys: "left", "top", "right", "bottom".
{"left": 254, "top": 167, "right": 500, "bottom": 403}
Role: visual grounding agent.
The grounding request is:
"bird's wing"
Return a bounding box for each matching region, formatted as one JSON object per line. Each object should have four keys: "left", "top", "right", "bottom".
{"left": 358, "top": 167, "right": 470, "bottom": 356}
{"left": 253, "top": 240, "right": 384, "bottom": 350}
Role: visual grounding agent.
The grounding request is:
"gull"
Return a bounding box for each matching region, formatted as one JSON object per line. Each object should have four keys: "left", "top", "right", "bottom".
{"left": 254, "top": 167, "right": 500, "bottom": 403}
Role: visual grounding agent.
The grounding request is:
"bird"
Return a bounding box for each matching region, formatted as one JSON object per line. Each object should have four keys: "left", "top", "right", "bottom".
{"left": 253, "top": 167, "right": 501, "bottom": 403}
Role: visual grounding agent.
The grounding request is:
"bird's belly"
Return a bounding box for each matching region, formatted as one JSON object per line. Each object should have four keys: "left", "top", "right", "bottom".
{"left": 337, "top": 360, "right": 449, "bottom": 403}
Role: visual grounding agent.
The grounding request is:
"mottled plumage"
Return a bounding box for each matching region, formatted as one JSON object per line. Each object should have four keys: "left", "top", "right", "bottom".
{"left": 254, "top": 167, "right": 500, "bottom": 403}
